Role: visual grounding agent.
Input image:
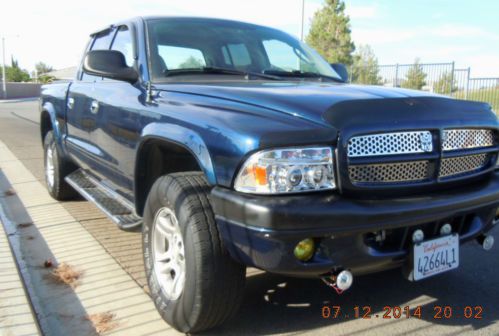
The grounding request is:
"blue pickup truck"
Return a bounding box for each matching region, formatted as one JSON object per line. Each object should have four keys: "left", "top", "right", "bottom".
{"left": 40, "top": 16, "right": 499, "bottom": 332}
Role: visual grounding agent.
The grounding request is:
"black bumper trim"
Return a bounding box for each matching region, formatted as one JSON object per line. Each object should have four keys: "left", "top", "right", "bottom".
{"left": 211, "top": 173, "right": 499, "bottom": 234}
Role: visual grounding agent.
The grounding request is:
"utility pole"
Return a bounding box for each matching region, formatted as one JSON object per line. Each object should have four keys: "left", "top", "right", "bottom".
{"left": 2, "top": 37, "right": 6, "bottom": 99}
{"left": 300, "top": 0, "right": 305, "bottom": 41}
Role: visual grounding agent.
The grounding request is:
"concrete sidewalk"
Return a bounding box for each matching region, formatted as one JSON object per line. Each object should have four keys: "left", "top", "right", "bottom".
{"left": 0, "top": 140, "right": 180, "bottom": 335}
{"left": 0, "top": 217, "right": 40, "bottom": 336}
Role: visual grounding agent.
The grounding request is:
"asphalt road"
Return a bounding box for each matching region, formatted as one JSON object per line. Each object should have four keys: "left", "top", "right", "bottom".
{"left": 1, "top": 99, "right": 499, "bottom": 335}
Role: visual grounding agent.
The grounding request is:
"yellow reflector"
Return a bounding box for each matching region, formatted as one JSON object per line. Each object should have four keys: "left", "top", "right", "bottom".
{"left": 294, "top": 238, "right": 315, "bottom": 261}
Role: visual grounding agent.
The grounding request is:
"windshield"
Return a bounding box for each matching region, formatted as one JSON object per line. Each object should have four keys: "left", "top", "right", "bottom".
{"left": 146, "top": 18, "right": 341, "bottom": 81}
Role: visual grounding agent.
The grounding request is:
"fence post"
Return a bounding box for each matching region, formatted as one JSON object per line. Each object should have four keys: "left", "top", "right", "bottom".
{"left": 449, "top": 61, "right": 455, "bottom": 95}
{"left": 465, "top": 67, "right": 470, "bottom": 100}
{"left": 394, "top": 63, "right": 399, "bottom": 87}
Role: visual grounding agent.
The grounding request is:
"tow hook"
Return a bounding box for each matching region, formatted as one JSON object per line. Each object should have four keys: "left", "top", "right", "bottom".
{"left": 321, "top": 270, "right": 353, "bottom": 294}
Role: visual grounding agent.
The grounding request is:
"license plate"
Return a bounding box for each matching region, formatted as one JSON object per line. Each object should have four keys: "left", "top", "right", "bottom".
{"left": 413, "top": 234, "right": 459, "bottom": 281}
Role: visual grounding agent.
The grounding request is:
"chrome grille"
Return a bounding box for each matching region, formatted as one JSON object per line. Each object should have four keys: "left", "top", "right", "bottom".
{"left": 346, "top": 128, "right": 497, "bottom": 186}
{"left": 443, "top": 129, "right": 494, "bottom": 151}
{"left": 439, "top": 153, "right": 490, "bottom": 178}
{"left": 349, "top": 161, "right": 430, "bottom": 183}
{"left": 348, "top": 131, "right": 433, "bottom": 158}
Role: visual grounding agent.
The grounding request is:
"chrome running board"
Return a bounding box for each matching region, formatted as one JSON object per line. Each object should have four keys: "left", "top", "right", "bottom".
{"left": 65, "top": 169, "right": 142, "bottom": 231}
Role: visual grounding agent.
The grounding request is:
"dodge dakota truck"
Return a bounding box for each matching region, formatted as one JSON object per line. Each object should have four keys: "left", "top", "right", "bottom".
{"left": 40, "top": 16, "right": 499, "bottom": 333}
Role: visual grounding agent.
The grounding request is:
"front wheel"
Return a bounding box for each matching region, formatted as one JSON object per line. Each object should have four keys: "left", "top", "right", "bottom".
{"left": 43, "top": 131, "right": 77, "bottom": 200}
{"left": 142, "top": 172, "right": 246, "bottom": 333}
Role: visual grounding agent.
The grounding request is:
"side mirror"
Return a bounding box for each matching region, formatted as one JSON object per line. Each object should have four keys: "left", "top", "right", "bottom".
{"left": 83, "top": 50, "right": 138, "bottom": 84}
{"left": 330, "top": 63, "right": 349, "bottom": 83}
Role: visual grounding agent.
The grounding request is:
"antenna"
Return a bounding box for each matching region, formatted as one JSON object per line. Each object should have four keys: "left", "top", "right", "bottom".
{"left": 146, "top": 81, "right": 153, "bottom": 103}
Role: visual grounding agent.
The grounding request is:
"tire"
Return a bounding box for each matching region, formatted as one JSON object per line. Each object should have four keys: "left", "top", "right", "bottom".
{"left": 142, "top": 172, "right": 246, "bottom": 333}
{"left": 43, "top": 131, "right": 77, "bottom": 200}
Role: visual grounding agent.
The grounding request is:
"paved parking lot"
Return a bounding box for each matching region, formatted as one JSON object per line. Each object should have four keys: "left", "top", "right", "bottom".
{"left": 1, "top": 99, "right": 499, "bottom": 335}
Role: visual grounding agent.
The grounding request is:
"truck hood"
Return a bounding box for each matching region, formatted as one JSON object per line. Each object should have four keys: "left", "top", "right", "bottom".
{"left": 156, "top": 82, "right": 438, "bottom": 124}
{"left": 155, "top": 81, "right": 496, "bottom": 132}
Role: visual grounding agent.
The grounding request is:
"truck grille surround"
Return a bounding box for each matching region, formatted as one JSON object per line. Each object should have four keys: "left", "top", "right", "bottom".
{"left": 347, "top": 129, "right": 498, "bottom": 186}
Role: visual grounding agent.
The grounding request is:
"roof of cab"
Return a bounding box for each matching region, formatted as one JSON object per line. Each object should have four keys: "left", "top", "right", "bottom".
{"left": 90, "top": 16, "right": 269, "bottom": 36}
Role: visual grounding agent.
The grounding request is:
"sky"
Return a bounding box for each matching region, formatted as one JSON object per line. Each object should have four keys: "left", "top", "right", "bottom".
{"left": 0, "top": 0, "right": 498, "bottom": 77}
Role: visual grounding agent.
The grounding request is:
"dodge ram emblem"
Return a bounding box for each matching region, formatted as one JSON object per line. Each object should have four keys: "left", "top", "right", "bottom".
{"left": 419, "top": 133, "right": 433, "bottom": 152}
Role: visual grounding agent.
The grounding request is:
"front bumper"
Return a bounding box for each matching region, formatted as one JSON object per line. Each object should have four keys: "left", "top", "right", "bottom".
{"left": 211, "top": 173, "right": 499, "bottom": 277}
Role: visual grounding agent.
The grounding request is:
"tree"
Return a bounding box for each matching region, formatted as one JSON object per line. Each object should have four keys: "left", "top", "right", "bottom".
{"left": 401, "top": 58, "right": 427, "bottom": 90}
{"left": 306, "top": 0, "right": 355, "bottom": 65}
{"left": 0, "top": 58, "right": 30, "bottom": 82}
{"left": 433, "top": 72, "right": 457, "bottom": 94}
{"left": 38, "top": 74, "right": 56, "bottom": 84}
{"left": 35, "top": 62, "right": 54, "bottom": 75}
{"left": 178, "top": 56, "right": 204, "bottom": 69}
{"left": 351, "top": 44, "right": 381, "bottom": 85}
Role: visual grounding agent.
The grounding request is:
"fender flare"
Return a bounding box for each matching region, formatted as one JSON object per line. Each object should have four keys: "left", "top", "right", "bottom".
{"left": 41, "top": 101, "right": 67, "bottom": 155}
{"left": 135, "top": 122, "right": 217, "bottom": 186}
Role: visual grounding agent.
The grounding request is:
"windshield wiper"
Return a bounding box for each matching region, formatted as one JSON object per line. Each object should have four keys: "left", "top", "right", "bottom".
{"left": 262, "top": 69, "right": 343, "bottom": 82}
{"left": 164, "top": 67, "right": 280, "bottom": 80}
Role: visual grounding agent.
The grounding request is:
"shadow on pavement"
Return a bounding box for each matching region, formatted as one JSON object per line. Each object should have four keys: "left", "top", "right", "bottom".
{"left": 209, "top": 240, "right": 499, "bottom": 335}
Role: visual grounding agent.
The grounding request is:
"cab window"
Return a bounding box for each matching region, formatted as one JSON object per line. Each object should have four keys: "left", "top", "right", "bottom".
{"left": 111, "top": 26, "right": 134, "bottom": 67}
{"left": 81, "top": 29, "right": 114, "bottom": 82}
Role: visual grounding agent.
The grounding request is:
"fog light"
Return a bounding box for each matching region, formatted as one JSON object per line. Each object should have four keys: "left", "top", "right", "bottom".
{"left": 294, "top": 238, "right": 315, "bottom": 261}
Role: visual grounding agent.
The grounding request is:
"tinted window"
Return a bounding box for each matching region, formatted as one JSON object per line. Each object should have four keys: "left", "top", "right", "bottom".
{"left": 146, "top": 18, "right": 340, "bottom": 81}
{"left": 157, "top": 46, "right": 206, "bottom": 69}
{"left": 81, "top": 30, "right": 115, "bottom": 82}
{"left": 226, "top": 44, "right": 251, "bottom": 67}
{"left": 111, "top": 26, "right": 134, "bottom": 67}
{"left": 92, "top": 30, "right": 114, "bottom": 50}
{"left": 263, "top": 39, "right": 315, "bottom": 72}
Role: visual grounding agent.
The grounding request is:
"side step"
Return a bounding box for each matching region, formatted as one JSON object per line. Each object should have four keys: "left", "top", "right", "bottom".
{"left": 65, "top": 169, "right": 142, "bottom": 231}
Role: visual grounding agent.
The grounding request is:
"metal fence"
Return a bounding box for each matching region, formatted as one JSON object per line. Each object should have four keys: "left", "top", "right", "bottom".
{"left": 351, "top": 62, "right": 499, "bottom": 111}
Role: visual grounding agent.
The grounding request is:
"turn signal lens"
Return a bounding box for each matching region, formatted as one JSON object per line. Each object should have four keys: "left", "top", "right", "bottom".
{"left": 294, "top": 238, "right": 315, "bottom": 261}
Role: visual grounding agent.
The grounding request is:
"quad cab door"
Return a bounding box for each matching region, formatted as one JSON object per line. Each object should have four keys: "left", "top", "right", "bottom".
{"left": 66, "top": 29, "right": 116, "bottom": 173}
{"left": 66, "top": 25, "right": 141, "bottom": 199}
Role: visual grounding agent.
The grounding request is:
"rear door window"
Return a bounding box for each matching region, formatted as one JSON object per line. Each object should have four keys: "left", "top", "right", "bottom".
{"left": 111, "top": 26, "right": 134, "bottom": 67}
{"left": 81, "top": 29, "right": 115, "bottom": 82}
{"left": 226, "top": 43, "right": 251, "bottom": 68}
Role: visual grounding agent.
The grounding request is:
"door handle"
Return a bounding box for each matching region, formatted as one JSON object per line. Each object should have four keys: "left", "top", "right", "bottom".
{"left": 67, "top": 97, "right": 75, "bottom": 110}
{"left": 90, "top": 101, "right": 99, "bottom": 114}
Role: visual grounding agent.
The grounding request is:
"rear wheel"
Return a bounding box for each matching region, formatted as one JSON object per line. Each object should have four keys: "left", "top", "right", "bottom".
{"left": 43, "top": 131, "right": 77, "bottom": 200}
{"left": 142, "top": 172, "right": 246, "bottom": 333}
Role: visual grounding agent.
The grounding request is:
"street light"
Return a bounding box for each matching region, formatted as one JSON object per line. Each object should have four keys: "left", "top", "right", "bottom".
{"left": 1, "top": 35, "right": 20, "bottom": 99}
{"left": 2, "top": 37, "right": 6, "bottom": 99}
{"left": 300, "top": 0, "right": 305, "bottom": 41}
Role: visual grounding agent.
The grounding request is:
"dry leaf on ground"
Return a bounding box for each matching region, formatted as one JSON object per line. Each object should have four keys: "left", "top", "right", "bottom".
{"left": 86, "top": 312, "right": 119, "bottom": 334}
{"left": 51, "top": 262, "right": 83, "bottom": 287}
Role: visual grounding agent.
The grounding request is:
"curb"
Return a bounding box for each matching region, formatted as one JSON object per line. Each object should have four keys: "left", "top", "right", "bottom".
{"left": 0, "top": 141, "right": 179, "bottom": 335}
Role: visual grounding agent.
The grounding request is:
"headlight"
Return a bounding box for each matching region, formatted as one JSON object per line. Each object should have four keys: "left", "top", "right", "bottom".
{"left": 234, "top": 146, "right": 336, "bottom": 194}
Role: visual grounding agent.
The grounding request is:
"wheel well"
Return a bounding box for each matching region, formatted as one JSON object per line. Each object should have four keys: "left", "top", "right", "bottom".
{"left": 135, "top": 139, "right": 203, "bottom": 216}
{"left": 40, "top": 111, "right": 52, "bottom": 143}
